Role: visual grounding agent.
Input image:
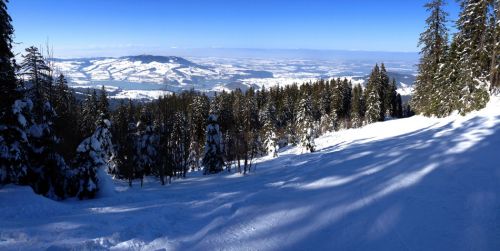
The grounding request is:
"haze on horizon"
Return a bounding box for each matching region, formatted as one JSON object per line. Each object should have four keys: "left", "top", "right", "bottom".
{"left": 9, "top": 0, "right": 460, "bottom": 58}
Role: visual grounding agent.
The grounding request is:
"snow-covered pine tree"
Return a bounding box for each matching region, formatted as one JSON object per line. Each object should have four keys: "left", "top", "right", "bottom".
{"left": 395, "top": 93, "right": 403, "bottom": 118}
{"left": 350, "top": 84, "right": 364, "bottom": 128}
{"left": 52, "top": 74, "right": 80, "bottom": 160}
{"left": 343, "top": 79, "right": 353, "bottom": 127}
{"left": 80, "top": 89, "right": 99, "bottom": 137}
{"left": 0, "top": 99, "right": 32, "bottom": 185}
{"left": 282, "top": 86, "right": 299, "bottom": 144}
{"left": 172, "top": 111, "right": 190, "bottom": 177}
{"left": 435, "top": 38, "right": 461, "bottom": 116}
{"left": 319, "top": 81, "right": 334, "bottom": 133}
{"left": 188, "top": 95, "right": 209, "bottom": 170}
{"left": 0, "top": 0, "right": 30, "bottom": 186}
{"left": 387, "top": 79, "right": 398, "bottom": 118}
{"left": 135, "top": 109, "right": 158, "bottom": 180}
{"left": 19, "top": 47, "right": 53, "bottom": 114}
{"left": 202, "top": 114, "right": 224, "bottom": 174}
{"left": 379, "top": 64, "right": 390, "bottom": 119}
{"left": 297, "top": 91, "right": 316, "bottom": 153}
{"left": 365, "top": 65, "right": 383, "bottom": 124}
{"left": 413, "top": 0, "right": 449, "bottom": 116}
{"left": 489, "top": 0, "right": 500, "bottom": 94}
{"left": 261, "top": 98, "right": 279, "bottom": 157}
{"left": 18, "top": 46, "right": 70, "bottom": 199}
{"left": 329, "top": 79, "right": 342, "bottom": 131}
{"left": 455, "top": 0, "right": 491, "bottom": 114}
{"left": 72, "top": 115, "right": 116, "bottom": 199}
{"left": 26, "top": 100, "right": 70, "bottom": 199}
{"left": 98, "top": 85, "right": 110, "bottom": 119}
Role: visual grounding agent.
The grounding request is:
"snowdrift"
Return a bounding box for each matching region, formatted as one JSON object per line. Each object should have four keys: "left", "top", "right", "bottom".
{"left": 1, "top": 97, "right": 499, "bottom": 251}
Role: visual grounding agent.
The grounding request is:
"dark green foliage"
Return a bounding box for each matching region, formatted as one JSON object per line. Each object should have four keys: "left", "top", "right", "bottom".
{"left": 413, "top": 0, "right": 496, "bottom": 117}
{"left": 202, "top": 114, "right": 224, "bottom": 174}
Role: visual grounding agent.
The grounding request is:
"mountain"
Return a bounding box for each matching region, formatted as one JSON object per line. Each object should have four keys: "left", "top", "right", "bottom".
{"left": 53, "top": 55, "right": 416, "bottom": 100}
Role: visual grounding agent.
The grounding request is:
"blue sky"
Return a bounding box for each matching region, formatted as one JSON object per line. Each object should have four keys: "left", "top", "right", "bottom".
{"left": 9, "top": 0, "right": 461, "bottom": 58}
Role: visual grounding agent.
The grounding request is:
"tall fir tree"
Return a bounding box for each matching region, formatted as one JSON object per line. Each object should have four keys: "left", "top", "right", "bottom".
{"left": 350, "top": 84, "right": 364, "bottom": 128}
{"left": 365, "top": 65, "right": 382, "bottom": 123}
{"left": 0, "top": 0, "right": 29, "bottom": 185}
{"left": 297, "top": 90, "right": 316, "bottom": 153}
{"left": 455, "top": 0, "right": 490, "bottom": 114}
{"left": 202, "top": 114, "right": 224, "bottom": 174}
{"left": 19, "top": 46, "right": 53, "bottom": 117}
{"left": 412, "top": 0, "right": 449, "bottom": 115}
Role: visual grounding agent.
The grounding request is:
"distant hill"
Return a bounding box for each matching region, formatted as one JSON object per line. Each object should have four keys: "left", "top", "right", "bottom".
{"left": 52, "top": 55, "right": 416, "bottom": 100}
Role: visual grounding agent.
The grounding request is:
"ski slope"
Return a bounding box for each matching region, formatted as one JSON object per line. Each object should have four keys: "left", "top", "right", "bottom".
{"left": 1, "top": 98, "right": 499, "bottom": 251}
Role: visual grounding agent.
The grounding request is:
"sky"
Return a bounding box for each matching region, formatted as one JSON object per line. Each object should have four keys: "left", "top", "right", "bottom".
{"left": 9, "top": 0, "right": 461, "bottom": 58}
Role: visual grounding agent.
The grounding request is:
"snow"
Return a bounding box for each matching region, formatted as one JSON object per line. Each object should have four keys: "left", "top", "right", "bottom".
{"left": 1, "top": 97, "right": 499, "bottom": 250}
{"left": 52, "top": 56, "right": 416, "bottom": 99}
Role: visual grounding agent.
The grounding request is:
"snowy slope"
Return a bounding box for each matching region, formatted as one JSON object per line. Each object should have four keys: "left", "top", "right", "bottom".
{"left": 1, "top": 98, "right": 499, "bottom": 251}
{"left": 53, "top": 56, "right": 416, "bottom": 100}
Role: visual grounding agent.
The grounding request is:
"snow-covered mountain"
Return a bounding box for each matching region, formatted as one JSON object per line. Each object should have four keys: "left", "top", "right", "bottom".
{"left": 53, "top": 55, "right": 416, "bottom": 100}
{"left": 1, "top": 96, "right": 498, "bottom": 250}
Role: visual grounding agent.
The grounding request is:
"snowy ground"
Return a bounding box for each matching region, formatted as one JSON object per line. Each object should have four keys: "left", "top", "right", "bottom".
{"left": 1, "top": 98, "right": 499, "bottom": 251}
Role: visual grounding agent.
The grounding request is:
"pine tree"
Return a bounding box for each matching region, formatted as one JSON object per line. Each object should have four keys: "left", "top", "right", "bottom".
{"left": 19, "top": 46, "right": 53, "bottom": 116}
{"left": 72, "top": 116, "right": 115, "bottom": 199}
{"left": 135, "top": 109, "right": 158, "bottom": 184}
{"left": 489, "top": 0, "right": 500, "bottom": 93}
{"left": 27, "top": 101, "right": 69, "bottom": 199}
{"left": 188, "top": 95, "right": 209, "bottom": 170}
{"left": 379, "top": 64, "right": 390, "bottom": 119}
{"left": 388, "top": 79, "right": 398, "bottom": 117}
{"left": 350, "top": 84, "right": 364, "bottom": 128}
{"left": 53, "top": 74, "right": 80, "bottom": 159}
{"left": 413, "top": 0, "right": 449, "bottom": 115}
{"left": 436, "top": 38, "right": 461, "bottom": 116}
{"left": 202, "top": 114, "right": 224, "bottom": 174}
{"left": 172, "top": 111, "right": 190, "bottom": 177}
{"left": 297, "top": 92, "right": 316, "bottom": 153}
{"left": 455, "top": 0, "right": 491, "bottom": 113}
{"left": 0, "top": 0, "right": 18, "bottom": 113}
{"left": 319, "top": 81, "right": 334, "bottom": 133}
{"left": 261, "top": 98, "right": 279, "bottom": 157}
{"left": 365, "top": 65, "right": 382, "bottom": 123}
{"left": 80, "top": 89, "right": 99, "bottom": 137}
{"left": 0, "top": 0, "right": 29, "bottom": 186}
{"left": 98, "top": 85, "right": 109, "bottom": 119}
{"left": 395, "top": 94, "right": 403, "bottom": 118}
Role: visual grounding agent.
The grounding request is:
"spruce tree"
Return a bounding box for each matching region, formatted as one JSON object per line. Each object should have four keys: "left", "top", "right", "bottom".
{"left": 388, "top": 79, "right": 398, "bottom": 117}
{"left": 202, "top": 114, "right": 224, "bottom": 174}
{"left": 19, "top": 46, "right": 53, "bottom": 116}
{"left": 350, "top": 84, "right": 364, "bottom": 128}
{"left": 365, "top": 65, "right": 382, "bottom": 123}
{"left": 297, "top": 91, "right": 316, "bottom": 153}
{"left": 379, "top": 64, "right": 390, "bottom": 118}
{"left": 72, "top": 116, "right": 115, "bottom": 199}
{"left": 0, "top": 0, "right": 29, "bottom": 186}
{"left": 489, "top": 0, "right": 500, "bottom": 93}
{"left": 0, "top": 0, "right": 18, "bottom": 112}
{"left": 455, "top": 0, "right": 491, "bottom": 113}
{"left": 98, "top": 85, "right": 109, "bottom": 119}
{"left": 413, "top": 0, "right": 449, "bottom": 115}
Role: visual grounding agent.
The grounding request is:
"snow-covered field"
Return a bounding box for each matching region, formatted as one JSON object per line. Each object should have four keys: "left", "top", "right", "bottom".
{"left": 53, "top": 56, "right": 416, "bottom": 100}
{"left": 1, "top": 98, "right": 499, "bottom": 251}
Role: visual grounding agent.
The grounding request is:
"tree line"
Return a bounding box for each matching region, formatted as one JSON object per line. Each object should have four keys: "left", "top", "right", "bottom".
{"left": 412, "top": 0, "right": 499, "bottom": 117}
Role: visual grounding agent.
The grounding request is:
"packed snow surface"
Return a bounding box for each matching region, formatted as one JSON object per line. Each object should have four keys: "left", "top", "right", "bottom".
{"left": 1, "top": 98, "right": 499, "bottom": 251}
